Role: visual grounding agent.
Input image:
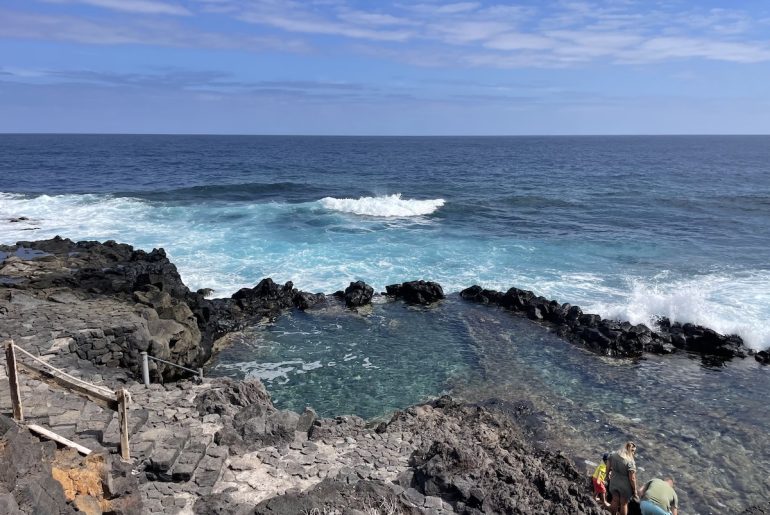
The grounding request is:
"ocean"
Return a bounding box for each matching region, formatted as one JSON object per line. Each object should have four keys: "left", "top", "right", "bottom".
{"left": 2, "top": 134, "right": 769, "bottom": 513}
{"left": 2, "top": 135, "right": 769, "bottom": 349}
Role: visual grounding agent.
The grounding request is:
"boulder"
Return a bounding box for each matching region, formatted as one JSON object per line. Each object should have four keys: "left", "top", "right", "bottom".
{"left": 196, "top": 378, "right": 273, "bottom": 418}
{"left": 343, "top": 281, "right": 374, "bottom": 308}
{"left": 386, "top": 280, "right": 445, "bottom": 305}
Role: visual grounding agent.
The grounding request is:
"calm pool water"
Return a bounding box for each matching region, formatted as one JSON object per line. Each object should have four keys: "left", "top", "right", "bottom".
{"left": 206, "top": 296, "right": 770, "bottom": 514}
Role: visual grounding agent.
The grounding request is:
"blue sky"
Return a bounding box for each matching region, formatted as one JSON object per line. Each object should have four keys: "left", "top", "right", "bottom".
{"left": 1, "top": 0, "right": 770, "bottom": 134}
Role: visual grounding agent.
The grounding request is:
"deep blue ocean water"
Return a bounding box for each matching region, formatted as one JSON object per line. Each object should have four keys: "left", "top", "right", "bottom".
{"left": 2, "top": 135, "right": 770, "bottom": 513}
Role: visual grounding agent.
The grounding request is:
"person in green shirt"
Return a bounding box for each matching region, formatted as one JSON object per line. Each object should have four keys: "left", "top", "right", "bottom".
{"left": 639, "top": 477, "right": 679, "bottom": 515}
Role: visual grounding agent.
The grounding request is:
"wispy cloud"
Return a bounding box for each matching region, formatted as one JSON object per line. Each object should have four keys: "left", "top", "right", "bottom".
{"left": 43, "top": 0, "right": 190, "bottom": 16}
{"left": 0, "top": 67, "right": 385, "bottom": 99}
{"left": 0, "top": 9, "right": 311, "bottom": 52}
{"left": 8, "top": 1, "right": 770, "bottom": 67}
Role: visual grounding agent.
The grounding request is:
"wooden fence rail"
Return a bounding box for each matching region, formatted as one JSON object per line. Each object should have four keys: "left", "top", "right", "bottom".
{"left": 3, "top": 339, "right": 131, "bottom": 460}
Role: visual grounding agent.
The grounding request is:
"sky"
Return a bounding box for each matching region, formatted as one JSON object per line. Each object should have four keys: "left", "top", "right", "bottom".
{"left": 1, "top": 0, "right": 770, "bottom": 135}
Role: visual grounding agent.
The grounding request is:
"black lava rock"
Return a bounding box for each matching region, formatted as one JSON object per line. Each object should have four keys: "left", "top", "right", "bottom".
{"left": 343, "top": 281, "right": 374, "bottom": 308}
{"left": 386, "top": 280, "right": 445, "bottom": 305}
{"left": 459, "top": 283, "right": 749, "bottom": 362}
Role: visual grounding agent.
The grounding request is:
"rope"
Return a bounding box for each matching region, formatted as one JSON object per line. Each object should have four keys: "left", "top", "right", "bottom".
{"left": 12, "top": 344, "right": 117, "bottom": 398}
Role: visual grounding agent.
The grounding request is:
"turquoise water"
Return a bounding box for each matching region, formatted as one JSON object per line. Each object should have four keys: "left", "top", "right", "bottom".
{"left": 207, "top": 297, "right": 770, "bottom": 515}
{"left": 206, "top": 299, "right": 479, "bottom": 419}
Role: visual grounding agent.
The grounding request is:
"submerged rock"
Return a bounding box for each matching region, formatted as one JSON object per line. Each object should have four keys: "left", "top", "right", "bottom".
{"left": 386, "top": 280, "right": 445, "bottom": 305}
{"left": 741, "top": 502, "right": 770, "bottom": 514}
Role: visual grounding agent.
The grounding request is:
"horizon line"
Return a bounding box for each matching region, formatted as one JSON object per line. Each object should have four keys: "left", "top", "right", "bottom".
{"left": 2, "top": 132, "right": 770, "bottom": 137}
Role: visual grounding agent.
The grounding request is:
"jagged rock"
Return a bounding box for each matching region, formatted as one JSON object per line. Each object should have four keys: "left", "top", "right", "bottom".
{"left": 343, "top": 281, "right": 374, "bottom": 308}
{"left": 460, "top": 284, "right": 749, "bottom": 361}
{"left": 193, "top": 491, "right": 250, "bottom": 514}
{"left": 386, "top": 280, "right": 445, "bottom": 305}
{"left": 213, "top": 396, "right": 299, "bottom": 452}
{"left": 232, "top": 278, "right": 297, "bottom": 313}
{"left": 387, "top": 397, "right": 604, "bottom": 515}
{"left": 0, "top": 424, "right": 74, "bottom": 515}
{"left": 196, "top": 378, "right": 273, "bottom": 418}
{"left": 0, "top": 239, "right": 327, "bottom": 380}
{"left": 250, "top": 478, "right": 418, "bottom": 515}
{"left": 297, "top": 407, "right": 317, "bottom": 434}
{"left": 294, "top": 291, "right": 325, "bottom": 310}
{"left": 308, "top": 415, "right": 367, "bottom": 441}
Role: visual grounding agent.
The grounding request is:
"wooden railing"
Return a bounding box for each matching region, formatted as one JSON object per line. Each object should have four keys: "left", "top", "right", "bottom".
{"left": 4, "top": 340, "right": 131, "bottom": 460}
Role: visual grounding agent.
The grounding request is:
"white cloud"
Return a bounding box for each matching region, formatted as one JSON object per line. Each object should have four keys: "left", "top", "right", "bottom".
{"left": 485, "top": 32, "right": 554, "bottom": 51}
{"left": 9, "top": 0, "right": 770, "bottom": 68}
{"left": 43, "top": 0, "right": 190, "bottom": 16}
{"left": 0, "top": 9, "right": 312, "bottom": 52}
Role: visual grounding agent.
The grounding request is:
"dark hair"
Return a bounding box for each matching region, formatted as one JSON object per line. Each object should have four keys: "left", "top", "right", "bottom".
{"left": 602, "top": 453, "right": 609, "bottom": 461}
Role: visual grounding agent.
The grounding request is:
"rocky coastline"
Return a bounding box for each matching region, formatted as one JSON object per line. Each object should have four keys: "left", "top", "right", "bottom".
{"left": 459, "top": 285, "right": 764, "bottom": 364}
{"left": 0, "top": 237, "right": 767, "bottom": 514}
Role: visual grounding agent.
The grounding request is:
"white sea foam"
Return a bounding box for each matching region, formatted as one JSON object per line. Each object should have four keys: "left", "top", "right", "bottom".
{"left": 582, "top": 272, "right": 770, "bottom": 350}
{"left": 318, "top": 194, "right": 445, "bottom": 217}
{"left": 3, "top": 191, "right": 769, "bottom": 350}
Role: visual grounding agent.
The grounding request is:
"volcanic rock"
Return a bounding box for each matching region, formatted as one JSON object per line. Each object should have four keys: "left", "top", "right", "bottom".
{"left": 343, "top": 281, "right": 374, "bottom": 308}
{"left": 460, "top": 284, "right": 750, "bottom": 362}
{"left": 386, "top": 280, "right": 445, "bottom": 305}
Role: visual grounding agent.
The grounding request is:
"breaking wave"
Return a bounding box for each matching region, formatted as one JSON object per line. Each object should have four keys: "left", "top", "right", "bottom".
{"left": 318, "top": 194, "right": 445, "bottom": 217}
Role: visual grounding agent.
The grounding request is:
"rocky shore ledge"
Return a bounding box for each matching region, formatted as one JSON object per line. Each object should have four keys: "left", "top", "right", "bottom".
{"left": 460, "top": 285, "right": 766, "bottom": 364}
{"left": 0, "top": 237, "right": 766, "bottom": 514}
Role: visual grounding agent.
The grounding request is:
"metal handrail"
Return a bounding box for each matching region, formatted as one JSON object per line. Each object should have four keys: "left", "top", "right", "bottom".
{"left": 140, "top": 351, "right": 203, "bottom": 387}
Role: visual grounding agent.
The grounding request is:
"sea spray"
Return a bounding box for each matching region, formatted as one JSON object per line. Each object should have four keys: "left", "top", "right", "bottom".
{"left": 318, "top": 194, "right": 445, "bottom": 217}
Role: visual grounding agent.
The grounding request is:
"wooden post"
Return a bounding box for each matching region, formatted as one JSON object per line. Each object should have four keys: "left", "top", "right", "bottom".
{"left": 5, "top": 341, "right": 23, "bottom": 422}
{"left": 116, "top": 388, "right": 130, "bottom": 461}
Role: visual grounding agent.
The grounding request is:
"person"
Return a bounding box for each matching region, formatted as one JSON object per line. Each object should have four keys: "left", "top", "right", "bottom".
{"left": 639, "top": 477, "right": 678, "bottom": 515}
{"left": 606, "top": 441, "right": 638, "bottom": 515}
{"left": 591, "top": 453, "right": 611, "bottom": 507}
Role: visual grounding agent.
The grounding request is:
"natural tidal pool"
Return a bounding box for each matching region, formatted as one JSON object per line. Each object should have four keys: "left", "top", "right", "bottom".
{"left": 206, "top": 296, "right": 770, "bottom": 514}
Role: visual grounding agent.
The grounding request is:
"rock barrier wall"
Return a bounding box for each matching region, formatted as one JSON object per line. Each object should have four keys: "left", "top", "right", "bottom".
{"left": 460, "top": 285, "right": 754, "bottom": 362}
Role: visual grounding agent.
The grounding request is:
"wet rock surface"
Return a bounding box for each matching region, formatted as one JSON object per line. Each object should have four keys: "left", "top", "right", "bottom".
{"left": 386, "top": 280, "right": 445, "bottom": 305}
{"left": 342, "top": 280, "right": 374, "bottom": 308}
{"left": 460, "top": 285, "right": 753, "bottom": 361}
{"left": 743, "top": 503, "right": 770, "bottom": 514}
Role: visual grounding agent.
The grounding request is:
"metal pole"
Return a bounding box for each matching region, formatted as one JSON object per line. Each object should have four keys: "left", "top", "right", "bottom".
{"left": 140, "top": 351, "right": 150, "bottom": 387}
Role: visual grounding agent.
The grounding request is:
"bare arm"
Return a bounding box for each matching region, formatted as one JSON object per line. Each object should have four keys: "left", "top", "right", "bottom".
{"left": 638, "top": 481, "right": 648, "bottom": 499}
{"left": 672, "top": 509, "right": 678, "bottom": 515}
{"left": 628, "top": 469, "right": 637, "bottom": 498}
